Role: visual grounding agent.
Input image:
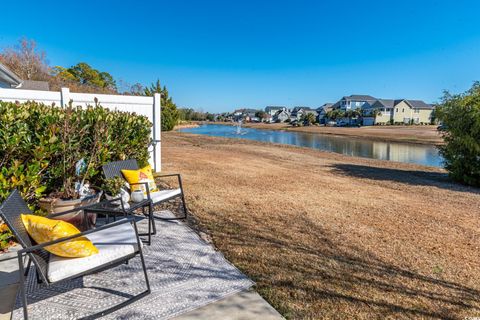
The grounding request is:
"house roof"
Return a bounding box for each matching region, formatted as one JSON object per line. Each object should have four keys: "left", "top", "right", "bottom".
{"left": 265, "top": 106, "right": 286, "bottom": 112}
{"left": 404, "top": 99, "right": 433, "bottom": 109}
{"left": 0, "top": 62, "right": 23, "bottom": 87}
{"left": 373, "top": 99, "right": 396, "bottom": 108}
{"left": 316, "top": 103, "right": 333, "bottom": 112}
{"left": 19, "top": 80, "right": 50, "bottom": 91}
{"left": 344, "top": 94, "right": 377, "bottom": 101}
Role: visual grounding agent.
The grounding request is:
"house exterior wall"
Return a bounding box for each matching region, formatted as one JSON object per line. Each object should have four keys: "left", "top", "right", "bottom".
{"left": 392, "top": 101, "right": 432, "bottom": 124}
{"left": 393, "top": 101, "right": 412, "bottom": 123}
{"left": 0, "top": 87, "right": 162, "bottom": 171}
{"left": 374, "top": 111, "right": 392, "bottom": 124}
{"left": 419, "top": 109, "right": 433, "bottom": 123}
{"left": 341, "top": 99, "right": 369, "bottom": 111}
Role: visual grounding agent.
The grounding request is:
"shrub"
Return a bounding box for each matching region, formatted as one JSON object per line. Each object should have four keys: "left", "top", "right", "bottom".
{"left": 161, "top": 103, "right": 179, "bottom": 131}
{"left": 0, "top": 223, "right": 14, "bottom": 251}
{"left": 0, "top": 101, "right": 152, "bottom": 205}
{"left": 436, "top": 82, "right": 480, "bottom": 187}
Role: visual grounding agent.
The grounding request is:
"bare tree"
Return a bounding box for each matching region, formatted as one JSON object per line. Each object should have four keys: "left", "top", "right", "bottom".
{"left": 0, "top": 38, "right": 50, "bottom": 80}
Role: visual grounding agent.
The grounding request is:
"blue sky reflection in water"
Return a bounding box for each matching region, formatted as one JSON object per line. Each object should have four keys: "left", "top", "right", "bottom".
{"left": 179, "top": 125, "right": 443, "bottom": 167}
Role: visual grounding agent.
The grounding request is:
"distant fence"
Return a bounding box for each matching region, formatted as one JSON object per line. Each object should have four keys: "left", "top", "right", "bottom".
{"left": 0, "top": 87, "right": 162, "bottom": 171}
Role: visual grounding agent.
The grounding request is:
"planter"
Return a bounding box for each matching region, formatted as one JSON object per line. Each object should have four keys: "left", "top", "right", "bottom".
{"left": 39, "top": 190, "right": 102, "bottom": 230}
{"left": 105, "top": 189, "right": 130, "bottom": 209}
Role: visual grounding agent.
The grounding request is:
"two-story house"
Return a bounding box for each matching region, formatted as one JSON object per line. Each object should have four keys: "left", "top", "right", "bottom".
{"left": 272, "top": 109, "right": 290, "bottom": 122}
{"left": 332, "top": 94, "right": 377, "bottom": 111}
{"left": 265, "top": 106, "right": 287, "bottom": 117}
{"left": 362, "top": 99, "right": 434, "bottom": 125}
{"left": 392, "top": 100, "right": 434, "bottom": 124}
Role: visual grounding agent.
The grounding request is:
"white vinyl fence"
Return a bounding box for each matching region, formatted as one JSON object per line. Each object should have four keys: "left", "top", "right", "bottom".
{"left": 0, "top": 87, "right": 162, "bottom": 171}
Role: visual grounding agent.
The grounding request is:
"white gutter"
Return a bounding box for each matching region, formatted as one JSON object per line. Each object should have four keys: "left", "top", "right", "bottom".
{"left": 0, "top": 63, "right": 23, "bottom": 88}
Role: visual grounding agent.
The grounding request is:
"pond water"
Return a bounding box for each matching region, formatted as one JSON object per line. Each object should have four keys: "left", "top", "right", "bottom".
{"left": 178, "top": 124, "right": 443, "bottom": 167}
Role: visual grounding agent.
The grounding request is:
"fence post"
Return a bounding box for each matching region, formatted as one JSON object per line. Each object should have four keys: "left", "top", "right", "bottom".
{"left": 153, "top": 93, "right": 162, "bottom": 172}
{"left": 60, "top": 87, "right": 70, "bottom": 108}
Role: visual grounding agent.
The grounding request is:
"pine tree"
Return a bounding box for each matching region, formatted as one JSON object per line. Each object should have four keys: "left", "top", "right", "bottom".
{"left": 144, "top": 80, "right": 179, "bottom": 131}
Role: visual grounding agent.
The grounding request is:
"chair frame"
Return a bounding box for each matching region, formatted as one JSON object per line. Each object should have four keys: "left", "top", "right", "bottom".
{"left": 102, "top": 159, "right": 188, "bottom": 221}
{"left": 0, "top": 190, "right": 151, "bottom": 320}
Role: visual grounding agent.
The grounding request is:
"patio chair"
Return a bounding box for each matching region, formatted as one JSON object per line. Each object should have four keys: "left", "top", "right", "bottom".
{"left": 102, "top": 159, "right": 188, "bottom": 221}
{"left": 0, "top": 190, "right": 151, "bottom": 320}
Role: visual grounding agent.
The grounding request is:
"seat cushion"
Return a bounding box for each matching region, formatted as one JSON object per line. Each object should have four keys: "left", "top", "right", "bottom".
{"left": 47, "top": 221, "right": 139, "bottom": 282}
{"left": 149, "top": 189, "right": 181, "bottom": 204}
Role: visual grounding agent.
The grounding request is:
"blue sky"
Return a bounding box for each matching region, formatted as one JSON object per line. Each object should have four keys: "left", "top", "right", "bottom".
{"left": 1, "top": 0, "right": 480, "bottom": 113}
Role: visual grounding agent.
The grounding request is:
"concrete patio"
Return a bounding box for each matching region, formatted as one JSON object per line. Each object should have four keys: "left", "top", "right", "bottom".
{"left": 0, "top": 217, "right": 283, "bottom": 320}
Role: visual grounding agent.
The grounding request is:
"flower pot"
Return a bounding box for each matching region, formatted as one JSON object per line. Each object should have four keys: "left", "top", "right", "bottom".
{"left": 39, "top": 190, "right": 102, "bottom": 230}
{"left": 131, "top": 190, "right": 144, "bottom": 203}
{"left": 105, "top": 189, "right": 130, "bottom": 209}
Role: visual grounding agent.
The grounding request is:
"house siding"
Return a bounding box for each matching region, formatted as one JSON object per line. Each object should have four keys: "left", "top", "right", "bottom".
{"left": 392, "top": 101, "right": 433, "bottom": 124}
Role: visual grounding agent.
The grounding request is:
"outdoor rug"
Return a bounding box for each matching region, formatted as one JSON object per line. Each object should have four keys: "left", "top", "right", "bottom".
{"left": 13, "top": 211, "right": 254, "bottom": 319}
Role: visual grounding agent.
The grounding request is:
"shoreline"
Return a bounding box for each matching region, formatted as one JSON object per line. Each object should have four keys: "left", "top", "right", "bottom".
{"left": 195, "top": 121, "right": 444, "bottom": 146}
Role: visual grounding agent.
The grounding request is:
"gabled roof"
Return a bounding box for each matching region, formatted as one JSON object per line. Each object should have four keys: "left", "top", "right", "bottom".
{"left": 372, "top": 99, "right": 395, "bottom": 108}
{"left": 291, "top": 107, "right": 304, "bottom": 112}
{"left": 404, "top": 99, "right": 433, "bottom": 109}
{"left": 273, "top": 109, "right": 289, "bottom": 117}
{"left": 19, "top": 80, "right": 50, "bottom": 91}
{"left": 0, "top": 62, "right": 23, "bottom": 87}
{"left": 316, "top": 103, "right": 333, "bottom": 113}
{"left": 344, "top": 94, "right": 377, "bottom": 101}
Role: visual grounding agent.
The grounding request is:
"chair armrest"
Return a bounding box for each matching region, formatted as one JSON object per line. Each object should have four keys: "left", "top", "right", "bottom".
{"left": 152, "top": 173, "right": 184, "bottom": 192}
{"left": 153, "top": 173, "right": 181, "bottom": 178}
{"left": 18, "top": 217, "right": 135, "bottom": 254}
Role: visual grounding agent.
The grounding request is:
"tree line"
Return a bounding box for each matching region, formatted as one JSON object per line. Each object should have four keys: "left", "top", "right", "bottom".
{"left": 0, "top": 38, "right": 183, "bottom": 131}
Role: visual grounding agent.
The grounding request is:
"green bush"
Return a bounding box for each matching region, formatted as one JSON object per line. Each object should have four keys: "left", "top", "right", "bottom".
{"left": 0, "top": 101, "right": 152, "bottom": 205}
{"left": 436, "top": 82, "right": 480, "bottom": 187}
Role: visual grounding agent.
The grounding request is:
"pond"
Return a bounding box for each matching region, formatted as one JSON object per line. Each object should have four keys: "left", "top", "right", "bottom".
{"left": 178, "top": 124, "right": 443, "bottom": 167}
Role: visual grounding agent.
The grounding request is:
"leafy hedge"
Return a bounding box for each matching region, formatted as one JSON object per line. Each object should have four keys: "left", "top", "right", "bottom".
{"left": 0, "top": 101, "right": 152, "bottom": 205}
{"left": 436, "top": 82, "right": 480, "bottom": 187}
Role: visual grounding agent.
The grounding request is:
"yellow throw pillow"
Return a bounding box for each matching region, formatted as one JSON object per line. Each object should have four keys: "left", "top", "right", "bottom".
{"left": 121, "top": 164, "right": 158, "bottom": 195}
{"left": 21, "top": 214, "right": 98, "bottom": 258}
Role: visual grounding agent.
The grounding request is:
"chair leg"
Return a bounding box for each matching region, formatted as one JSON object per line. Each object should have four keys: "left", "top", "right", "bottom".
{"left": 36, "top": 268, "right": 42, "bottom": 284}
{"left": 24, "top": 257, "right": 32, "bottom": 277}
{"left": 17, "top": 253, "right": 29, "bottom": 320}
{"left": 149, "top": 202, "right": 156, "bottom": 236}
{"left": 132, "top": 222, "right": 151, "bottom": 293}
{"left": 180, "top": 192, "right": 188, "bottom": 219}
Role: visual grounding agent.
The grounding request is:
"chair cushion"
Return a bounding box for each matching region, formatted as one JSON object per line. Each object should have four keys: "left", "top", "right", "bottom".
{"left": 121, "top": 165, "right": 158, "bottom": 195}
{"left": 149, "top": 189, "right": 181, "bottom": 204}
{"left": 21, "top": 214, "right": 98, "bottom": 258}
{"left": 47, "top": 221, "right": 139, "bottom": 283}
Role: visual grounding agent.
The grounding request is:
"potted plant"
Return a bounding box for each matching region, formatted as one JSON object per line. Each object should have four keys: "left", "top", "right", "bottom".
{"left": 102, "top": 177, "right": 130, "bottom": 208}
{"left": 38, "top": 103, "right": 105, "bottom": 227}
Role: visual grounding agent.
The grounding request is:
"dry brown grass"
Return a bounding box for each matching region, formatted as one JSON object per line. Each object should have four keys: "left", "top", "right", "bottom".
{"left": 162, "top": 132, "right": 480, "bottom": 319}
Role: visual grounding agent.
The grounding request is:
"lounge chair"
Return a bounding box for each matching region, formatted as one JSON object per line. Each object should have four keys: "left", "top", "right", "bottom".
{"left": 0, "top": 190, "right": 150, "bottom": 320}
{"left": 102, "top": 159, "right": 188, "bottom": 221}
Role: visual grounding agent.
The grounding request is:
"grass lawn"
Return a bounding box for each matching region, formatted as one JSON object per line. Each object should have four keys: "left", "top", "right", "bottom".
{"left": 162, "top": 132, "right": 480, "bottom": 319}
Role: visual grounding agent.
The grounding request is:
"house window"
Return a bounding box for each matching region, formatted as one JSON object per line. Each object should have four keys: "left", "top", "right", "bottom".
{"left": 414, "top": 108, "right": 420, "bottom": 113}
{"left": 402, "top": 108, "right": 404, "bottom": 112}
{"left": 396, "top": 108, "right": 398, "bottom": 112}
